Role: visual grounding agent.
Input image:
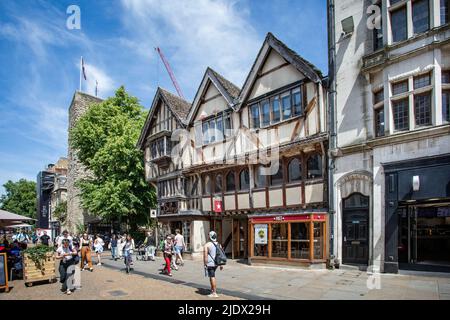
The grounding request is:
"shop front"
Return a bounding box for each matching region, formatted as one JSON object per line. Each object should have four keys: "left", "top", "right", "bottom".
{"left": 248, "top": 213, "right": 328, "bottom": 266}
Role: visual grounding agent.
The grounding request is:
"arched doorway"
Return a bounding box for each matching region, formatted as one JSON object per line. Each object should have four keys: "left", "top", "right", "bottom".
{"left": 342, "top": 193, "right": 369, "bottom": 265}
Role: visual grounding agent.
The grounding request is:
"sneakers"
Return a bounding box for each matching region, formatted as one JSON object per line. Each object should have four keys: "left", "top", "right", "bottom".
{"left": 168, "top": 273, "right": 173, "bottom": 277}
{"left": 208, "top": 292, "right": 219, "bottom": 298}
{"left": 97, "top": 263, "right": 102, "bottom": 266}
{"left": 89, "top": 268, "right": 93, "bottom": 272}
{"left": 66, "top": 290, "right": 72, "bottom": 295}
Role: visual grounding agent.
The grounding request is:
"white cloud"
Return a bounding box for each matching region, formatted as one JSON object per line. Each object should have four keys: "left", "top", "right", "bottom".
{"left": 119, "top": 0, "right": 262, "bottom": 100}
{"left": 82, "top": 62, "right": 115, "bottom": 98}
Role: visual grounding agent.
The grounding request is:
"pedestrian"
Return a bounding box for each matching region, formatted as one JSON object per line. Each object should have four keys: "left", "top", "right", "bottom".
{"left": 174, "top": 229, "right": 186, "bottom": 266}
{"left": 56, "top": 239, "right": 78, "bottom": 295}
{"left": 163, "top": 235, "right": 173, "bottom": 277}
{"left": 94, "top": 234, "right": 104, "bottom": 266}
{"left": 80, "top": 233, "right": 93, "bottom": 272}
{"left": 57, "top": 230, "right": 73, "bottom": 248}
{"left": 143, "top": 231, "right": 156, "bottom": 261}
{"left": 118, "top": 233, "right": 126, "bottom": 259}
{"left": 123, "top": 234, "right": 135, "bottom": 268}
{"left": 31, "top": 232, "right": 38, "bottom": 245}
{"left": 40, "top": 230, "right": 51, "bottom": 246}
{"left": 203, "top": 231, "right": 225, "bottom": 298}
{"left": 109, "top": 234, "right": 118, "bottom": 260}
{"left": 170, "top": 234, "right": 179, "bottom": 271}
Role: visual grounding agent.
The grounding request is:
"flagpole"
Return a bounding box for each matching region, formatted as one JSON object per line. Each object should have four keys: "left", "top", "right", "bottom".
{"left": 79, "top": 56, "right": 82, "bottom": 92}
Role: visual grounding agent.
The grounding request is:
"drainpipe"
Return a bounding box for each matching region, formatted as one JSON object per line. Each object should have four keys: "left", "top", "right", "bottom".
{"left": 327, "top": 0, "right": 338, "bottom": 268}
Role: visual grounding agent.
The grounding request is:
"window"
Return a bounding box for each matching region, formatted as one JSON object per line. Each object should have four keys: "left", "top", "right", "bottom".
{"left": 271, "top": 97, "right": 281, "bottom": 123}
{"left": 281, "top": 92, "right": 292, "bottom": 120}
{"left": 208, "top": 119, "right": 216, "bottom": 143}
{"left": 254, "top": 224, "right": 268, "bottom": 257}
{"left": 270, "top": 164, "right": 284, "bottom": 186}
{"left": 216, "top": 116, "right": 224, "bottom": 142}
{"left": 226, "top": 172, "right": 235, "bottom": 192}
{"left": 202, "top": 122, "right": 209, "bottom": 145}
{"left": 261, "top": 100, "right": 270, "bottom": 127}
{"left": 313, "top": 222, "right": 324, "bottom": 259}
{"left": 203, "top": 175, "right": 212, "bottom": 195}
{"left": 239, "top": 169, "right": 250, "bottom": 191}
{"left": 288, "top": 158, "right": 302, "bottom": 183}
{"left": 392, "top": 99, "right": 409, "bottom": 131}
{"left": 202, "top": 112, "right": 232, "bottom": 144}
{"left": 307, "top": 155, "right": 323, "bottom": 179}
{"left": 442, "top": 71, "right": 450, "bottom": 84}
{"left": 375, "top": 107, "right": 385, "bottom": 137}
{"left": 251, "top": 104, "right": 260, "bottom": 129}
{"left": 391, "top": 7, "right": 407, "bottom": 42}
{"left": 443, "top": 91, "right": 450, "bottom": 122}
{"left": 414, "top": 73, "right": 431, "bottom": 89}
{"left": 344, "top": 193, "right": 369, "bottom": 208}
{"left": 215, "top": 174, "right": 223, "bottom": 193}
{"left": 224, "top": 114, "right": 232, "bottom": 137}
{"left": 271, "top": 224, "right": 288, "bottom": 258}
{"left": 442, "top": 0, "right": 450, "bottom": 25}
{"left": 373, "top": 16, "right": 383, "bottom": 51}
{"left": 392, "top": 80, "right": 408, "bottom": 95}
{"left": 390, "top": 0, "right": 403, "bottom": 5}
{"left": 290, "top": 223, "right": 310, "bottom": 259}
{"left": 414, "top": 93, "right": 432, "bottom": 126}
{"left": 254, "top": 165, "right": 267, "bottom": 188}
{"left": 292, "top": 88, "right": 302, "bottom": 115}
{"left": 374, "top": 89, "right": 384, "bottom": 104}
{"left": 413, "top": 0, "right": 430, "bottom": 34}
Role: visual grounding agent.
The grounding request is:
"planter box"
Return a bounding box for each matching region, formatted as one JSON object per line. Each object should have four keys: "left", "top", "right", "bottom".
{"left": 23, "top": 252, "right": 56, "bottom": 287}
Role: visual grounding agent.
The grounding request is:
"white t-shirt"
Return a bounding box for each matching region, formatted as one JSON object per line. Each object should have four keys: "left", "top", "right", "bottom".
{"left": 94, "top": 238, "right": 104, "bottom": 249}
{"left": 57, "top": 236, "right": 73, "bottom": 247}
{"left": 57, "top": 246, "right": 74, "bottom": 263}
{"left": 174, "top": 234, "right": 184, "bottom": 247}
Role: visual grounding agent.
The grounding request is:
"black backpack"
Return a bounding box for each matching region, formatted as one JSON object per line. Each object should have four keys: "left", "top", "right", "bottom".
{"left": 210, "top": 242, "right": 227, "bottom": 266}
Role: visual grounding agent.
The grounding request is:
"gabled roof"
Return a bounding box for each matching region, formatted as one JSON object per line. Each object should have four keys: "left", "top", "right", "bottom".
{"left": 237, "top": 32, "right": 324, "bottom": 110}
{"left": 185, "top": 67, "right": 241, "bottom": 125}
{"left": 137, "top": 87, "right": 191, "bottom": 150}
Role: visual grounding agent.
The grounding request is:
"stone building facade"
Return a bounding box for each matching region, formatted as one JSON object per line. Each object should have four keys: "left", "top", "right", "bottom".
{"left": 330, "top": 0, "right": 450, "bottom": 273}
{"left": 66, "top": 91, "right": 103, "bottom": 234}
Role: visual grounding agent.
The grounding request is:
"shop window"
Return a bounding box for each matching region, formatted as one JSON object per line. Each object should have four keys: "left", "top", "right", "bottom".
{"left": 254, "top": 224, "right": 268, "bottom": 257}
{"left": 239, "top": 169, "right": 250, "bottom": 191}
{"left": 226, "top": 172, "right": 235, "bottom": 192}
{"left": 203, "top": 175, "right": 211, "bottom": 195}
{"left": 413, "top": 0, "right": 430, "bottom": 35}
{"left": 313, "top": 222, "right": 324, "bottom": 259}
{"left": 254, "top": 165, "right": 268, "bottom": 188}
{"left": 392, "top": 98, "right": 409, "bottom": 131}
{"left": 215, "top": 174, "right": 223, "bottom": 193}
{"left": 288, "top": 158, "right": 302, "bottom": 183}
{"left": 270, "top": 164, "right": 284, "bottom": 186}
{"left": 291, "top": 223, "right": 310, "bottom": 259}
{"left": 391, "top": 6, "right": 407, "bottom": 42}
{"left": 271, "top": 224, "right": 288, "bottom": 258}
{"left": 442, "top": 0, "right": 450, "bottom": 25}
{"left": 414, "top": 93, "right": 432, "bottom": 126}
{"left": 307, "top": 155, "right": 323, "bottom": 179}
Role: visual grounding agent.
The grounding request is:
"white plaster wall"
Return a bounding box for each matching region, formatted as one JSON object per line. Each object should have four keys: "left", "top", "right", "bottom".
{"left": 238, "top": 194, "right": 250, "bottom": 209}
{"left": 253, "top": 191, "right": 266, "bottom": 208}
{"left": 192, "top": 220, "right": 210, "bottom": 255}
{"left": 269, "top": 189, "right": 283, "bottom": 207}
{"left": 286, "top": 186, "right": 302, "bottom": 206}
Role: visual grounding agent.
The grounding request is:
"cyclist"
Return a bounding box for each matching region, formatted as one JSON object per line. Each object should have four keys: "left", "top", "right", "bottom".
{"left": 123, "top": 234, "right": 135, "bottom": 273}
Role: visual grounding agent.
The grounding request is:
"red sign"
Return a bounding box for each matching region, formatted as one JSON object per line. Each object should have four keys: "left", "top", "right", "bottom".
{"left": 214, "top": 200, "right": 223, "bottom": 213}
{"left": 250, "top": 213, "right": 327, "bottom": 223}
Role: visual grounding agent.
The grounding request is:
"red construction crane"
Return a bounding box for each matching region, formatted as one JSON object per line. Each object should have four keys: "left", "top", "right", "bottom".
{"left": 155, "top": 47, "right": 185, "bottom": 100}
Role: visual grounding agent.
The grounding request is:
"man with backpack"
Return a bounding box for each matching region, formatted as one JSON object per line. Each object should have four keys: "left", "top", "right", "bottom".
{"left": 203, "top": 231, "right": 226, "bottom": 298}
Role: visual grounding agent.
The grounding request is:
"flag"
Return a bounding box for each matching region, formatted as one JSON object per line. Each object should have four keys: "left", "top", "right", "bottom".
{"left": 81, "top": 57, "right": 87, "bottom": 80}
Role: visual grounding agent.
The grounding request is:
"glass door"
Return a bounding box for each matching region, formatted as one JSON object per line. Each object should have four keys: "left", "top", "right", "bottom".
{"left": 408, "top": 206, "right": 418, "bottom": 264}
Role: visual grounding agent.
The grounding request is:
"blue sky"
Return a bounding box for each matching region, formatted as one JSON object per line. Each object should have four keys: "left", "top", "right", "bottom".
{"left": 0, "top": 0, "right": 327, "bottom": 195}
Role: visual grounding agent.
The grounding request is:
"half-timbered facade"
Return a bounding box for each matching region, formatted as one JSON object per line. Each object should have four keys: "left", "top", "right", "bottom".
{"left": 139, "top": 33, "right": 329, "bottom": 266}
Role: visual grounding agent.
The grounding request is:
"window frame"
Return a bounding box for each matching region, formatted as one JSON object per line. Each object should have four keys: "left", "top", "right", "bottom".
{"left": 239, "top": 168, "right": 250, "bottom": 191}
{"left": 412, "top": 0, "right": 430, "bottom": 35}
{"left": 201, "top": 111, "right": 233, "bottom": 145}
{"left": 392, "top": 98, "right": 410, "bottom": 131}
{"left": 374, "top": 106, "right": 385, "bottom": 138}
{"left": 306, "top": 154, "right": 323, "bottom": 180}
{"left": 287, "top": 157, "right": 302, "bottom": 184}
{"left": 391, "top": 5, "right": 408, "bottom": 43}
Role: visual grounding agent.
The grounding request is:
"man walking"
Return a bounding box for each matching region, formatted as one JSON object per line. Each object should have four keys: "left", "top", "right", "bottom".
{"left": 40, "top": 230, "right": 51, "bottom": 246}
{"left": 203, "top": 231, "right": 224, "bottom": 298}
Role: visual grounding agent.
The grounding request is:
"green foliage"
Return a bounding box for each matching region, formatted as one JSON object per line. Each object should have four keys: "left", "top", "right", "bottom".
{"left": 53, "top": 201, "right": 67, "bottom": 223}
{"left": 70, "top": 87, "right": 156, "bottom": 226}
{"left": 0, "top": 179, "right": 37, "bottom": 219}
{"left": 75, "top": 223, "right": 86, "bottom": 235}
{"left": 23, "top": 245, "right": 54, "bottom": 270}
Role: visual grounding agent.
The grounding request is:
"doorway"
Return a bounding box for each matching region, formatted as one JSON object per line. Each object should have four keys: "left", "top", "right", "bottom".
{"left": 232, "top": 219, "right": 248, "bottom": 259}
{"left": 342, "top": 193, "right": 369, "bottom": 265}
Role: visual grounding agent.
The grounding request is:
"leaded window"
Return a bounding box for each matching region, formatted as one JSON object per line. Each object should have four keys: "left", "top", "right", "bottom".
{"left": 392, "top": 80, "right": 408, "bottom": 95}
{"left": 270, "top": 164, "right": 284, "bottom": 186}
{"left": 307, "top": 155, "right": 323, "bottom": 179}
{"left": 413, "top": 0, "right": 430, "bottom": 34}
{"left": 374, "top": 89, "right": 384, "bottom": 104}
{"left": 288, "top": 158, "right": 302, "bottom": 183}
{"left": 375, "top": 107, "right": 385, "bottom": 137}
{"left": 261, "top": 100, "right": 270, "bottom": 127}
{"left": 443, "top": 91, "right": 450, "bottom": 122}
{"left": 441, "top": 0, "right": 450, "bottom": 25}
{"left": 414, "top": 93, "right": 432, "bottom": 126}
{"left": 271, "top": 96, "right": 281, "bottom": 123}
{"left": 292, "top": 88, "right": 302, "bottom": 115}
{"left": 392, "top": 99, "right": 409, "bottom": 131}
{"left": 251, "top": 104, "right": 260, "bottom": 129}
{"left": 414, "top": 73, "right": 431, "bottom": 89}
{"left": 391, "top": 6, "right": 407, "bottom": 42}
{"left": 239, "top": 169, "right": 250, "bottom": 191}
{"left": 226, "top": 172, "right": 235, "bottom": 192}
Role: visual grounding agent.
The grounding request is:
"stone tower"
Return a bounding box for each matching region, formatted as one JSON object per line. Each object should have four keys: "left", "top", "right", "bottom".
{"left": 66, "top": 91, "right": 103, "bottom": 234}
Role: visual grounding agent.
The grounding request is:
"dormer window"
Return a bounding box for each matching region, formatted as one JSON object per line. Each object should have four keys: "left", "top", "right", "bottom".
{"left": 201, "top": 111, "right": 233, "bottom": 145}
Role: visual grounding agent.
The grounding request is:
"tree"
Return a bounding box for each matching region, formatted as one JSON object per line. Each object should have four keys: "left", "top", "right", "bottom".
{"left": 70, "top": 86, "right": 156, "bottom": 229}
{"left": 0, "top": 179, "right": 37, "bottom": 219}
{"left": 53, "top": 200, "right": 67, "bottom": 224}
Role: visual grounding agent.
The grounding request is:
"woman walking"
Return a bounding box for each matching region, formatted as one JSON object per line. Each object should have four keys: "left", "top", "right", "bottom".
{"left": 109, "top": 234, "right": 118, "bottom": 260}
{"left": 80, "top": 233, "right": 93, "bottom": 271}
{"left": 174, "top": 229, "right": 186, "bottom": 266}
{"left": 163, "top": 235, "right": 173, "bottom": 277}
{"left": 117, "top": 234, "right": 126, "bottom": 260}
{"left": 123, "top": 234, "right": 135, "bottom": 272}
{"left": 56, "top": 239, "right": 78, "bottom": 295}
{"left": 94, "top": 234, "right": 104, "bottom": 266}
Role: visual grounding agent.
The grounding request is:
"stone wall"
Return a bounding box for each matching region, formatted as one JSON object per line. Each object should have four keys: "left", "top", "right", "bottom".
{"left": 66, "top": 91, "right": 103, "bottom": 234}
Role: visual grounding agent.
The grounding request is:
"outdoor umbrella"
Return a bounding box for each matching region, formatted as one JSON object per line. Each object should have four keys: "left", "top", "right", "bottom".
{"left": 0, "top": 209, "right": 35, "bottom": 229}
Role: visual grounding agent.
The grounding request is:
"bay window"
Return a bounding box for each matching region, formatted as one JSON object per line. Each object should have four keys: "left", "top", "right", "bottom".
{"left": 202, "top": 111, "right": 233, "bottom": 145}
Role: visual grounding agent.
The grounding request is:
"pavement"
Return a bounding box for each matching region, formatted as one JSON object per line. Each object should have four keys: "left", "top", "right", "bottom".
{"left": 98, "top": 253, "right": 450, "bottom": 300}
{"left": 2, "top": 251, "right": 450, "bottom": 300}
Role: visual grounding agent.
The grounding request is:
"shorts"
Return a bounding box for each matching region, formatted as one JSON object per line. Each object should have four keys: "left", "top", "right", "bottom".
{"left": 207, "top": 266, "right": 218, "bottom": 278}
{"left": 95, "top": 247, "right": 103, "bottom": 253}
{"left": 174, "top": 246, "right": 183, "bottom": 254}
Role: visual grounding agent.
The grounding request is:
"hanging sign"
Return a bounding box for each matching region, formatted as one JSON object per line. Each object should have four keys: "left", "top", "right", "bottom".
{"left": 214, "top": 199, "right": 223, "bottom": 213}
{"left": 254, "top": 224, "right": 268, "bottom": 245}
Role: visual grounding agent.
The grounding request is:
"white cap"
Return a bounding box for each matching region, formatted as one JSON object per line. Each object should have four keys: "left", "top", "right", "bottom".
{"left": 209, "top": 231, "right": 217, "bottom": 241}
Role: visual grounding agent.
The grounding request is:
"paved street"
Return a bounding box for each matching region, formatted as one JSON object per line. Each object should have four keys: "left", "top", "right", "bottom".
{"left": 2, "top": 252, "right": 450, "bottom": 300}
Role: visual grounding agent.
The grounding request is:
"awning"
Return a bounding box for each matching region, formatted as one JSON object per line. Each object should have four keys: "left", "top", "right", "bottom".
{"left": 0, "top": 209, "right": 35, "bottom": 221}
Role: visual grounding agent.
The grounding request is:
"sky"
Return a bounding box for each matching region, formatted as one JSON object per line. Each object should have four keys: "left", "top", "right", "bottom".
{"left": 0, "top": 0, "right": 327, "bottom": 196}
